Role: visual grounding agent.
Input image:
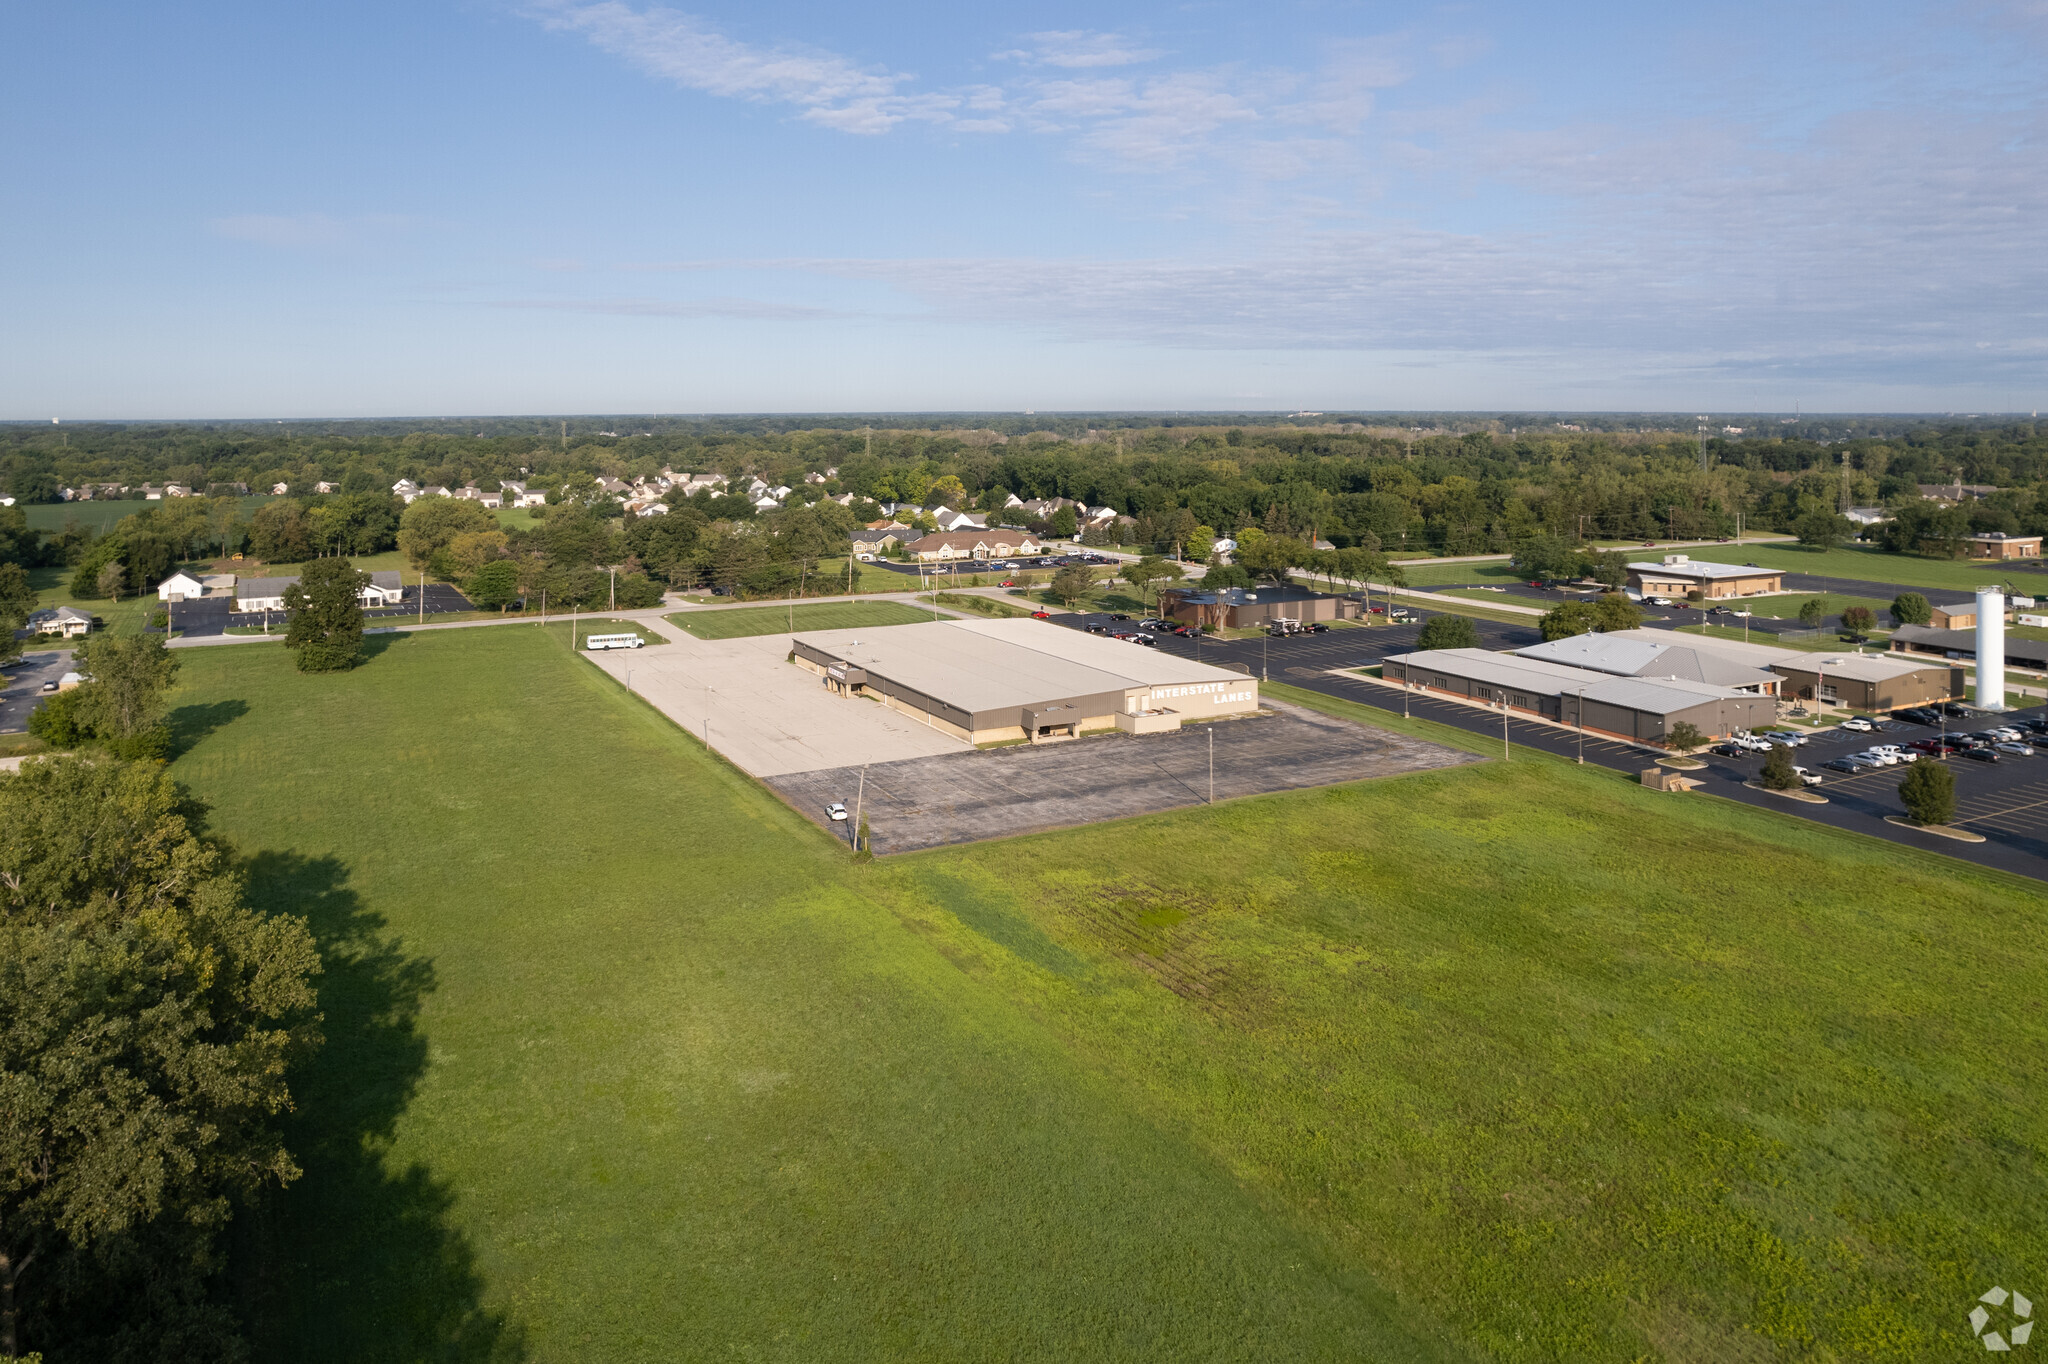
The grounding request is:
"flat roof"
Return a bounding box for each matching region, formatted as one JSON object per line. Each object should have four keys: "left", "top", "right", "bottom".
{"left": 1514, "top": 634, "right": 1779, "bottom": 689}
{"left": 1390, "top": 648, "right": 1753, "bottom": 713}
{"left": 1596, "top": 628, "right": 1945, "bottom": 682}
{"left": 792, "top": 618, "right": 1250, "bottom": 714}
{"left": 1627, "top": 559, "right": 1781, "bottom": 580}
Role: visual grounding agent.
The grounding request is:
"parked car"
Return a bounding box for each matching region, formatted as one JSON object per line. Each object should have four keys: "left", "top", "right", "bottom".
{"left": 40, "top": 680, "right": 58, "bottom": 694}
{"left": 1963, "top": 746, "right": 2001, "bottom": 763}
{"left": 1839, "top": 717, "right": 1873, "bottom": 732}
{"left": 1855, "top": 750, "right": 1899, "bottom": 767}
{"left": 1986, "top": 725, "right": 2023, "bottom": 741}
{"left": 1128, "top": 634, "right": 1156, "bottom": 647}
{"left": 825, "top": 803, "right": 848, "bottom": 822}
{"left": 1836, "top": 753, "right": 1881, "bottom": 771}
{"left": 1030, "top": 610, "right": 1051, "bottom": 619}
{"left": 1994, "top": 741, "right": 2036, "bottom": 756}
{"left": 1762, "top": 730, "right": 1807, "bottom": 746}
{"left": 1823, "top": 758, "right": 1863, "bottom": 773}
{"left": 1941, "top": 702, "right": 1976, "bottom": 718}
{"left": 1792, "top": 766, "right": 1823, "bottom": 786}
{"left": 1895, "top": 707, "right": 1941, "bottom": 725}
{"left": 1711, "top": 743, "right": 1749, "bottom": 758}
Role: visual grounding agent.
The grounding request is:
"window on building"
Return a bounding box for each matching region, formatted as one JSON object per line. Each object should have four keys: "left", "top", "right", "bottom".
{"left": 1512, "top": 693, "right": 1529, "bottom": 708}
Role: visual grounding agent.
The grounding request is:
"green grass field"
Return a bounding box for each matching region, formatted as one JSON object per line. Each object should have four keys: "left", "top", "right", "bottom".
{"left": 1399, "top": 542, "right": 2048, "bottom": 601}
{"left": 149, "top": 634, "right": 2048, "bottom": 1362}
{"left": 664, "top": 600, "right": 940, "bottom": 639}
{"left": 20, "top": 492, "right": 284, "bottom": 534}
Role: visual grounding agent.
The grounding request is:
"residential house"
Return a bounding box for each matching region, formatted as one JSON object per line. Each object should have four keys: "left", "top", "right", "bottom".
{"left": 156, "top": 571, "right": 209, "bottom": 601}
{"left": 1917, "top": 481, "right": 2000, "bottom": 504}
{"left": 314, "top": 481, "right": 339, "bottom": 494}
{"left": 1845, "top": 507, "right": 1890, "bottom": 527}
{"left": 851, "top": 526, "right": 909, "bottom": 558}
{"left": 514, "top": 488, "right": 547, "bottom": 508}
{"left": 392, "top": 479, "right": 421, "bottom": 502}
{"left": 929, "top": 506, "right": 988, "bottom": 532}
{"left": 421, "top": 485, "right": 452, "bottom": 499}
{"left": 804, "top": 471, "right": 828, "bottom": 484}
{"left": 140, "top": 485, "right": 165, "bottom": 500}
{"left": 27, "top": 606, "right": 94, "bottom": 638}
{"left": 753, "top": 495, "right": 783, "bottom": 512}
{"left": 271, "top": 482, "right": 290, "bottom": 495}
{"left": 635, "top": 502, "right": 670, "bottom": 518}
{"left": 237, "top": 571, "right": 405, "bottom": 611}
{"left": 903, "top": 531, "right": 1046, "bottom": 562}
{"left": 164, "top": 485, "right": 194, "bottom": 498}
{"left": 361, "top": 571, "right": 405, "bottom": 606}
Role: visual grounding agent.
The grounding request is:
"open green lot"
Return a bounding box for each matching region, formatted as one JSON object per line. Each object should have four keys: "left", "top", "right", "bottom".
{"left": 1400, "top": 542, "right": 2048, "bottom": 600}
{"left": 664, "top": 599, "right": 941, "bottom": 639}
{"left": 155, "top": 632, "right": 2047, "bottom": 1361}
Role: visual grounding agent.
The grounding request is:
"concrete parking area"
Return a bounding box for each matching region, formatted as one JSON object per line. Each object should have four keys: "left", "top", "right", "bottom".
{"left": 0, "top": 649, "right": 73, "bottom": 733}
{"left": 766, "top": 699, "right": 1480, "bottom": 853}
{"left": 580, "top": 627, "right": 971, "bottom": 777}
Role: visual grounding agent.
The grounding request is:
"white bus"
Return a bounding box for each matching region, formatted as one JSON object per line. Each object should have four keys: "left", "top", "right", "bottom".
{"left": 585, "top": 633, "right": 645, "bottom": 651}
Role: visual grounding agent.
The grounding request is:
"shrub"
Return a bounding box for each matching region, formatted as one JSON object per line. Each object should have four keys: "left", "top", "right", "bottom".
{"left": 1841, "top": 605, "right": 1875, "bottom": 634}
{"left": 27, "top": 688, "right": 87, "bottom": 748}
{"left": 1761, "top": 744, "right": 1800, "bottom": 790}
{"left": 1891, "top": 592, "right": 1932, "bottom": 626}
{"left": 1667, "top": 722, "right": 1706, "bottom": 751}
{"left": 1415, "top": 614, "right": 1480, "bottom": 650}
{"left": 1798, "top": 599, "right": 1826, "bottom": 626}
{"left": 1898, "top": 756, "right": 1957, "bottom": 825}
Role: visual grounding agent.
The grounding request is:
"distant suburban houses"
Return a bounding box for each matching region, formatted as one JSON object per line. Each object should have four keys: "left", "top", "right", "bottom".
{"left": 150, "top": 571, "right": 407, "bottom": 612}
{"left": 904, "top": 531, "right": 1048, "bottom": 562}
{"left": 25, "top": 606, "right": 94, "bottom": 638}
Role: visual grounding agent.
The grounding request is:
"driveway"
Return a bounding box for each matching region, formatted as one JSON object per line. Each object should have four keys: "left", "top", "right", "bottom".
{"left": 0, "top": 649, "right": 73, "bottom": 733}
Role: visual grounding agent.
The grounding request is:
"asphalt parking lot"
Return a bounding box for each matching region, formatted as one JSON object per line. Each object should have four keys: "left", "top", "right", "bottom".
{"left": 0, "top": 649, "right": 73, "bottom": 733}
{"left": 1124, "top": 607, "right": 2048, "bottom": 880}
{"left": 158, "top": 584, "right": 474, "bottom": 637}
{"left": 766, "top": 698, "right": 1481, "bottom": 853}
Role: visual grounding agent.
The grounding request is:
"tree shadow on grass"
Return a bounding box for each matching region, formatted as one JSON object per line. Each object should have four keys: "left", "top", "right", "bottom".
{"left": 359, "top": 631, "right": 415, "bottom": 662}
{"left": 232, "top": 852, "right": 523, "bottom": 1363}
{"left": 167, "top": 698, "right": 249, "bottom": 756}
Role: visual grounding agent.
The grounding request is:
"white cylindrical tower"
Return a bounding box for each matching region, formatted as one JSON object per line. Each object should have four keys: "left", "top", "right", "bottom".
{"left": 1976, "top": 586, "right": 2006, "bottom": 710}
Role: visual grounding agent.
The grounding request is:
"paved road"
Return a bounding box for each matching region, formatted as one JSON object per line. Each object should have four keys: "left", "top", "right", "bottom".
{"left": 1059, "top": 610, "right": 2048, "bottom": 881}
{"left": 0, "top": 649, "right": 72, "bottom": 733}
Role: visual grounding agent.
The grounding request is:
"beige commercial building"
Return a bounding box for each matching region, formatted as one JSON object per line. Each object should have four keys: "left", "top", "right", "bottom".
{"left": 1626, "top": 555, "right": 1783, "bottom": 599}
{"left": 791, "top": 617, "right": 1259, "bottom": 744}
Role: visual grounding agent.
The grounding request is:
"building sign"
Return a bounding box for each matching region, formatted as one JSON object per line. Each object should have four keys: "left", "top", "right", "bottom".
{"left": 1147, "top": 682, "right": 1255, "bottom": 706}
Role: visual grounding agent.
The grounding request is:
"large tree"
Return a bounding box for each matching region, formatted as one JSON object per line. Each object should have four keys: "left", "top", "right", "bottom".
{"left": 395, "top": 497, "right": 495, "bottom": 571}
{"left": 0, "top": 757, "right": 321, "bottom": 1360}
{"left": 71, "top": 634, "right": 180, "bottom": 760}
{"left": 283, "top": 558, "right": 368, "bottom": 672}
{"left": 1540, "top": 600, "right": 1599, "bottom": 641}
{"left": 1899, "top": 755, "right": 1956, "bottom": 825}
{"left": 0, "top": 562, "right": 33, "bottom": 666}
{"left": 1891, "top": 592, "right": 1932, "bottom": 626}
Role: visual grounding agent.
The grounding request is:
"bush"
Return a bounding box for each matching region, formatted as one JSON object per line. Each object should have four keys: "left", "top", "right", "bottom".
{"left": 1841, "top": 605, "right": 1875, "bottom": 634}
{"left": 1415, "top": 614, "right": 1480, "bottom": 650}
{"left": 1667, "top": 722, "right": 1706, "bottom": 751}
{"left": 1892, "top": 592, "right": 1932, "bottom": 626}
{"left": 27, "top": 688, "right": 87, "bottom": 748}
{"left": 1760, "top": 744, "right": 1800, "bottom": 790}
{"left": 1898, "top": 756, "right": 1956, "bottom": 825}
{"left": 1798, "top": 599, "right": 1826, "bottom": 626}
{"left": 614, "top": 571, "right": 663, "bottom": 609}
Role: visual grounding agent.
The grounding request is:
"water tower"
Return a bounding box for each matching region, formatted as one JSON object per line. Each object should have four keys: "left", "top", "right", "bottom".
{"left": 1975, "top": 586, "right": 2006, "bottom": 710}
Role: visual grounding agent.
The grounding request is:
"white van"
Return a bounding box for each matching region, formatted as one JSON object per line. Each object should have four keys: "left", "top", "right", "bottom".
{"left": 585, "top": 633, "right": 645, "bottom": 650}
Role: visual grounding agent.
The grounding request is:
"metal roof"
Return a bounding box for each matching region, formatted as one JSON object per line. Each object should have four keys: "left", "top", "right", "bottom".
{"left": 792, "top": 618, "right": 1249, "bottom": 715}
{"left": 1390, "top": 647, "right": 1753, "bottom": 713}
{"left": 1513, "top": 634, "right": 1778, "bottom": 688}
{"left": 1597, "top": 628, "right": 1941, "bottom": 681}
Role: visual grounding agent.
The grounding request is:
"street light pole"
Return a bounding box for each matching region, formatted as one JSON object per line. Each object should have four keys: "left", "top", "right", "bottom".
{"left": 1209, "top": 726, "right": 1215, "bottom": 804}
{"left": 1577, "top": 686, "right": 1585, "bottom": 763}
{"left": 1501, "top": 696, "right": 1510, "bottom": 759}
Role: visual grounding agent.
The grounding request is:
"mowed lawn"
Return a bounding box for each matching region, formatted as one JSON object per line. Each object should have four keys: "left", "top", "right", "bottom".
{"left": 1401, "top": 542, "right": 2048, "bottom": 600}
{"left": 169, "top": 631, "right": 1440, "bottom": 1364}
{"left": 164, "top": 632, "right": 2047, "bottom": 1361}
{"left": 665, "top": 599, "right": 939, "bottom": 639}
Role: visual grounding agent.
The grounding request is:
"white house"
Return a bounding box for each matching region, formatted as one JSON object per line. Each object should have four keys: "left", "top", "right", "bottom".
{"left": 314, "top": 481, "right": 339, "bottom": 494}
{"left": 514, "top": 489, "right": 547, "bottom": 508}
{"left": 157, "top": 571, "right": 208, "bottom": 601}
{"left": 361, "top": 571, "right": 405, "bottom": 606}
{"left": 271, "top": 482, "right": 290, "bottom": 495}
{"left": 28, "top": 606, "right": 94, "bottom": 638}
{"left": 753, "top": 495, "right": 782, "bottom": 512}
{"left": 392, "top": 479, "right": 421, "bottom": 502}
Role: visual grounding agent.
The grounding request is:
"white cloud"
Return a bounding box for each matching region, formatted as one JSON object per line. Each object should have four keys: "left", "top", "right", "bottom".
{"left": 995, "top": 30, "right": 1163, "bottom": 68}
{"left": 524, "top": 1, "right": 957, "bottom": 132}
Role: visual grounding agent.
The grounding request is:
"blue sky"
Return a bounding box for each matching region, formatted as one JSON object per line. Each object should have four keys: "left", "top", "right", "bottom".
{"left": 2, "top": 0, "right": 2043, "bottom": 417}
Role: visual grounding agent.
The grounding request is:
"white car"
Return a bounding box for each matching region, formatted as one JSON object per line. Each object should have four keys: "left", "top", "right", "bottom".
{"left": 1994, "top": 740, "right": 2035, "bottom": 756}
{"left": 1839, "top": 717, "right": 1873, "bottom": 732}
{"left": 1986, "top": 726, "right": 2023, "bottom": 742}
{"left": 826, "top": 803, "right": 849, "bottom": 822}
{"left": 1856, "top": 749, "right": 1900, "bottom": 766}
{"left": 1791, "top": 766, "right": 1824, "bottom": 786}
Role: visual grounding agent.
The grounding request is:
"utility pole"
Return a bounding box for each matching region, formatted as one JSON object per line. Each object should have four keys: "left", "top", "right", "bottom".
{"left": 853, "top": 766, "right": 867, "bottom": 852}
{"left": 1208, "top": 726, "right": 1215, "bottom": 804}
{"left": 609, "top": 567, "right": 616, "bottom": 612}
{"left": 419, "top": 571, "right": 425, "bottom": 625}
{"left": 1501, "top": 697, "right": 1510, "bottom": 759}
{"left": 1576, "top": 687, "right": 1585, "bottom": 763}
